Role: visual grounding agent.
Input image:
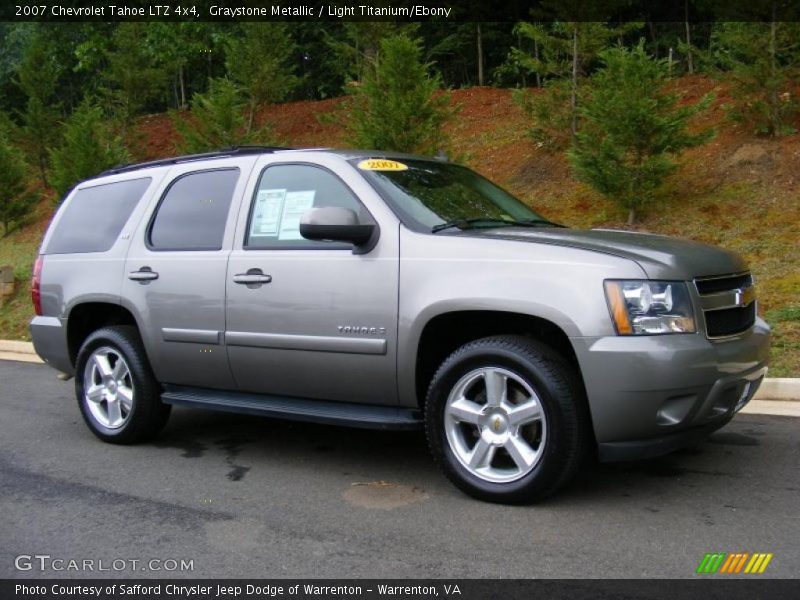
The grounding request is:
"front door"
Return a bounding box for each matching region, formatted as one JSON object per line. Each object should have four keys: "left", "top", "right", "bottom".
{"left": 225, "top": 157, "right": 399, "bottom": 405}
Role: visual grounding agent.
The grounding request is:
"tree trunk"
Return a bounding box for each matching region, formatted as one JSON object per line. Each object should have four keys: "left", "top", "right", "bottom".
{"left": 37, "top": 152, "right": 48, "bottom": 187}
{"left": 627, "top": 206, "right": 636, "bottom": 225}
{"left": 571, "top": 26, "right": 579, "bottom": 138}
{"left": 769, "top": 8, "right": 779, "bottom": 135}
{"left": 647, "top": 19, "right": 659, "bottom": 58}
{"left": 533, "top": 35, "right": 541, "bottom": 88}
{"left": 247, "top": 102, "right": 255, "bottom": 135}
{"left": 179, "top": 65, "right": 187, "bottom": 110}
{"left": 476, "top": 24, "right": 484, "bottom": 86}
{"left": 668, "top": 47, "right": 674, "bottom": 79}
{"left": 684, "top": 0, "right": 694, "bottom": 74}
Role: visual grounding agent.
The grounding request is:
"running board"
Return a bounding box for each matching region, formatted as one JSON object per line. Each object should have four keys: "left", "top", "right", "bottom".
{"left": 161, "top": 386, "right": 422, "bottom": 431}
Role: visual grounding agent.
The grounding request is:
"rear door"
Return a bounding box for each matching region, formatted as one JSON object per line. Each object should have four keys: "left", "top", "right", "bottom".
{"left": 121, "top": 158, "right": 254, "bottom": 389}
{"left": 225, "top": 154, "right": 400, "bottom": 405}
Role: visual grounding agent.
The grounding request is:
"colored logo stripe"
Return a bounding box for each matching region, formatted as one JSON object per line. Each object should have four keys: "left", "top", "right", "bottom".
{"left": 697, "top": 553, "right": 726, "bottom": 574}
{"left": 744, "top": 553, "right": 773, "bottom": 574}
{"left": 719, "top": 553, "right": 749, "bottom": 573}
{"left": 696, "top": 552, "right": 773, "bottom": 574}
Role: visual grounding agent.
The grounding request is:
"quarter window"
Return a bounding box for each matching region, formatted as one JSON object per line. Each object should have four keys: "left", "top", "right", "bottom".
{"left": 246, "top": 164, "right": 367, "bottom": 249}
{"left": 149, "top": 169, "right": 240, "bottom": 251}
{"left": 46, "top": 178, "right": 151, "bottom": 255}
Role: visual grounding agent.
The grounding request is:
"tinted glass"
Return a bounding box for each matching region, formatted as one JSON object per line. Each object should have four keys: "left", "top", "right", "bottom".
{"left": 149, "top": 169, "right": 239, "bottom": 251}
{"left": 246, "top": 164, "right": 365, "bottom": 249}
{"left": 46, "top": 178, "right": 151, "bottom": 255}
{"left": 356, "top": 159, "right": 547, "bottom": 231}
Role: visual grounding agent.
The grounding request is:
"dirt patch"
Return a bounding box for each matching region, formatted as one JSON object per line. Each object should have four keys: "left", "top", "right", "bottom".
{"left": 725, "top": 143, "right": 773, "bottom": 169}
{"left": 343, "top": 481, "right": 428, "bottom": 510}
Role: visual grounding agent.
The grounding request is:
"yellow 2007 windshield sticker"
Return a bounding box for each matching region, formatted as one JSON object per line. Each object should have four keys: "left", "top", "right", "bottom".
{"left": 357, "top": 159, "right": 408, "bottom": 171}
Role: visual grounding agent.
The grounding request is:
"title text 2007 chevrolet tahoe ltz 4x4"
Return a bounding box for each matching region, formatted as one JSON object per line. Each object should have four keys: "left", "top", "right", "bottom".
{"left": 30, "top": 147, "right": 770, "bottom": 503}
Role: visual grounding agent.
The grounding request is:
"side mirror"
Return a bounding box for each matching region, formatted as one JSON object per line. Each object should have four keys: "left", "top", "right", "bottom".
{"left": 300, "top": 207, "right": 375, "bottom": 246}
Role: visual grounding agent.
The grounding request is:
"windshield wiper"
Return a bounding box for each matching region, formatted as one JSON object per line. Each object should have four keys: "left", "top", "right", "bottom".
{"left": 431, "top": 217, "right": 560, "bottom": 233}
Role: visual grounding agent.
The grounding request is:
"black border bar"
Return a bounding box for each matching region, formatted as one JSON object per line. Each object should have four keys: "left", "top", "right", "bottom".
{"left": 4, "top": 1, "right": 800, "bottom": 22}
{"left": 4, "top": 579, "right": 800, "bottom": 600}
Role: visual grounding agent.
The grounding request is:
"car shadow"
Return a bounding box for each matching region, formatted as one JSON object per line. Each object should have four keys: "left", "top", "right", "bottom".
{"left": 152, "top": 406, "right": 767, "bottom": 504}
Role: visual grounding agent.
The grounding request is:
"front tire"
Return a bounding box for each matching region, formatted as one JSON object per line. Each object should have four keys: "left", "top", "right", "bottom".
{"left": 75, "top": 326, "right": 170, "bottom": 444}
{"left": 425, "top": 335, "right": 588, "bottom": 503}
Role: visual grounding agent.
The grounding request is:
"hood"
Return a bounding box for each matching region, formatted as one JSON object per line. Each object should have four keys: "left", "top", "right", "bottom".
{"left": 466, "top": 227, "right": 746, "bottom": 280}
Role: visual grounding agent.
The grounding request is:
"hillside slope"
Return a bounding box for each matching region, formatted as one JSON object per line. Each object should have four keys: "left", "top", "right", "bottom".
{"left": 1, "top": 77, "right": 797, "bottom": 374}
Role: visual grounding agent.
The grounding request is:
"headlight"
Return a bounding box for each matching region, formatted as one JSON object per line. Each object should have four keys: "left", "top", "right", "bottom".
{"left": 604, "top": 280, "right": 696, "bottom": 335}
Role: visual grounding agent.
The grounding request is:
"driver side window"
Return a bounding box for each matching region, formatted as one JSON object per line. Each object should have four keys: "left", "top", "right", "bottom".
{"left": 245, "top": 164, "right": 367, "bottom": 249}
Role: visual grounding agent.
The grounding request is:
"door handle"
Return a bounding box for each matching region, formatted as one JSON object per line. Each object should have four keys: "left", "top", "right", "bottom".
{"left": 233, "top": 269, "right": 272, "bottom": 285}
{"left": 128, "top": 267, "right": 159, "bottom": 282}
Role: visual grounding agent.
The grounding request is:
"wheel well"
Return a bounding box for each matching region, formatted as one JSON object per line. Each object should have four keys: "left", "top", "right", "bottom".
{"left": 415, "top": 311, "right": 581, "bottom": 409}
{"left": 67, "top": 303, "right": 138, "bottom": 366}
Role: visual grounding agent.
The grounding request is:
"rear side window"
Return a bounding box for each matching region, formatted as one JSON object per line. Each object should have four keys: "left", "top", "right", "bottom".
{"left": 149, "top": 169, "right": 240, "bottom": 251}
{"left": 46, "top": 178, "right": 151, "bottom": 254}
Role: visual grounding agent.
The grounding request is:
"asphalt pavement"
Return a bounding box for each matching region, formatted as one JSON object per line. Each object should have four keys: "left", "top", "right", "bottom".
{"left": 1, "top": 360, "right": 798, "bottom": 579}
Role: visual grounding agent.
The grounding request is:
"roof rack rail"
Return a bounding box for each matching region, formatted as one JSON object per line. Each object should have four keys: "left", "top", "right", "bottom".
{"left": 99, "top": 146, "right": 294, "bottom": 176}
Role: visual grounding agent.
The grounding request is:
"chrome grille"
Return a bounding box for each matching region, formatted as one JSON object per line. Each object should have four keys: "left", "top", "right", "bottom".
{"left": 694, "top": 272, "right": 756, "bottom": 338}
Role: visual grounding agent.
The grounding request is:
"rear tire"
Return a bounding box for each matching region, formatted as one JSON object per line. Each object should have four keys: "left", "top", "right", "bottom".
{"left": 75, "top": 326, "right": 170, "bottom": 444}
{"left": 425, "top": 335, "right": 588, "bottom": 503}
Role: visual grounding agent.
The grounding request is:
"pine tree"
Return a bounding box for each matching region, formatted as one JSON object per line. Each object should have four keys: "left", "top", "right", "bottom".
{"left": 711, "top": 22, "right": 800, "bottom": 136}
{"left": 0, "top": 118, "right": 34, "bottom": 236}
{"left": 346, "top": 34, "right": 453, "bottom": 155}
{"left": 225, "top": 23, "right": 299, "bottom": 133}
{"left": 14, "top": 29, "right": 61, "bottom": 186}
{"left": 49, "top": 100, "right": 129, "bottom": 199}
{"left": 174, "top": 77, "right": 278, "bottom": 154}
{"left": 568, "top": 43, "right": 714, "bottom": 224}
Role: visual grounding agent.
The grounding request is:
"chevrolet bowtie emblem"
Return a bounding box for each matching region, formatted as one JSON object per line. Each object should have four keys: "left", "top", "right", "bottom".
{"left": 493, "top": 418, "right": 501, "bottom": 432}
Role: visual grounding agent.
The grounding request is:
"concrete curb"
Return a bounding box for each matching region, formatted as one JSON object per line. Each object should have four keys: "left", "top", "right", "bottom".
{"left": 740, "top": 400, "right": 800, "bottom": 418}
{"left": 0, "top": 340, "right": 42, "bottom": 364}
{"left": 0, "top": 340, "right": 35, "bottom": 354}
{"left": 1, "top": 339, "right": 798, "bottom": 401}
{"left": 756, "top": 378, "right": 800, "bottom": 400}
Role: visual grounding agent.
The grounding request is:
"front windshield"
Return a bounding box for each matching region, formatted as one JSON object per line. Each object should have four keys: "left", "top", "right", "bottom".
{"left": 354, "top": 159, "right": 550, "bottom": 232}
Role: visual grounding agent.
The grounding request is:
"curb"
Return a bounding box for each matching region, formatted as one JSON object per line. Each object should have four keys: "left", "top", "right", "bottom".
{"left": 0, "top": 340, "right": 35, "bottom": 354}
{"left": 1, "top": 340, "right": 799, "bottom": 401}
{"left": 755, "top": 378, "right": 800, "bottom": 401}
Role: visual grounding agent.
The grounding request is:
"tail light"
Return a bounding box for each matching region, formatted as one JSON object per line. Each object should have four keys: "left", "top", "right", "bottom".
{"left": 31, "top": 256, "right": 43, "bottom": 316}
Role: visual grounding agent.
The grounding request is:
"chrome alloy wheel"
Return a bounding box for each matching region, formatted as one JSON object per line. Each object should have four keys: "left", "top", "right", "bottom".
{"left": 83, "top": 347, "right": 134, "bottom": 429}
{"left": 444, "top": 367, "right": 547, "bottom": 483}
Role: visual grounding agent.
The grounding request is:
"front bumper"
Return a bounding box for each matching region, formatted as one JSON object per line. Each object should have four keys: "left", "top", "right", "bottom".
{"left": 572, "top": 317, "right": 770, "bottom": 460}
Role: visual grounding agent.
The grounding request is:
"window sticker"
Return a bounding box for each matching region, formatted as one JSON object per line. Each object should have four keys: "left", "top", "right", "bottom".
{"left": 250, "top": 189, "right": 286, "bottom": 237}
{"left": 357, "top": 159, "right": 408, "bottom": 171}
{"left": 277, "top": 190, "right": 316, "bottom": 240}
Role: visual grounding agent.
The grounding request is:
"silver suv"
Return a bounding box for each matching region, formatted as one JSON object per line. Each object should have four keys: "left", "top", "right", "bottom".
{"left": 30, "top": 147, "right": 770, "bottom": 503}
